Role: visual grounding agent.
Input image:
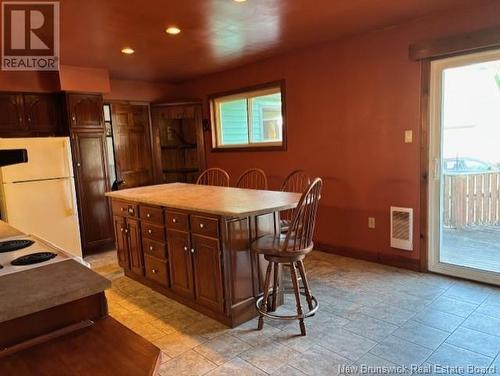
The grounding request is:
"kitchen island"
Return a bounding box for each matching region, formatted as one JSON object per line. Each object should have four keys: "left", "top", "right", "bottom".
{"left": 106, "top": 182, "right": 301, "bottom": 326}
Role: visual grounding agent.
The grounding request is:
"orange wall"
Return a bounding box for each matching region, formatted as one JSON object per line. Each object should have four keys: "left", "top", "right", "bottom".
{"left": 0, "top": 71, "right": 59, "bottom": 92}
{"left": 58, "top": 65, "right": 111, "bottom": 93}
{"left": 104, "top": 79, "right": 177, "bottom": 103}
{"left": 177, "top": 1, "right": 500, "bottom": 267}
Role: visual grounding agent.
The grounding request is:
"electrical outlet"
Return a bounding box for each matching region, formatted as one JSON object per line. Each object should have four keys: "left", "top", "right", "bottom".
{"left": 368, "top": 217, "right": 376, "bottom": 229}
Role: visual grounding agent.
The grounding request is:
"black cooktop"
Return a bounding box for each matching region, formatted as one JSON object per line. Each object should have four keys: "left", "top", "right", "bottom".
{"left": 11, "top": 252, "right": 57, "bottom": 266}
{"left": 0, "top": 239, "right": 34, "bottom": 253}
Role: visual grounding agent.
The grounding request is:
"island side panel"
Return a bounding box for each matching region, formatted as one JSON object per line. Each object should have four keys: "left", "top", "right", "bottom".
{"left": 221, "top": 211, "right": 281, "bottom": 326}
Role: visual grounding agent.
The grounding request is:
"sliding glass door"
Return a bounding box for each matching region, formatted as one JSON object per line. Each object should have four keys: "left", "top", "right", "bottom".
{"left": 429, "top": 49, "right": 500, "bottom": 285}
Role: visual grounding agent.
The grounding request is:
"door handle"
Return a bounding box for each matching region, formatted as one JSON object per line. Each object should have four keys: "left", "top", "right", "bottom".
{"left": 433, "top": 158, "right": 440, "bottom": 180}
{"left": 190, "top": 248, "right": 195, "bottom": 254}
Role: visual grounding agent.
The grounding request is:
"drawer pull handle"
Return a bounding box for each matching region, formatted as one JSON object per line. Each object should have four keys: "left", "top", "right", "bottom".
{"left": 149, "top": 246, "right": 153, "bottom": 251}
{"left": 128, "top": 207, "right": 135, "bottom": 214}
{"left": 172, "top": 218, "right": 177, "bottom": 223}
{"left": 199, "top": 223, "right": 205, "bottom": 229}
{"left": 148, "top": 229, "right": 152, "bottom": 234}
{"left": 190, "top": 248, "right": 195, "bottom": 254}
{"left": 146, "top": 213, "right": 151, "bottom": 218}
{"left": 152, "top": 269, "right": 158, "bottom": 274}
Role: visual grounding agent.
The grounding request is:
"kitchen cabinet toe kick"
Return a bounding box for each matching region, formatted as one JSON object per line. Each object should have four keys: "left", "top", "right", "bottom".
{"left": 110, "top": 199, "right": 282, "bottom": 327}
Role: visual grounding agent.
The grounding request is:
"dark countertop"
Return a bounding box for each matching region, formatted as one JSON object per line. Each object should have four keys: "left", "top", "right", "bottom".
{"left": 0, "top": 221, "right": 110, "bottom": 323}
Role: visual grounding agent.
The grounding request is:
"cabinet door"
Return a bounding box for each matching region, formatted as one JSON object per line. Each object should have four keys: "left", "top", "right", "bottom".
{"left": 127, "top": 218, "right": 144, "bottom": 276}
{"left": 0, "top": 93, "right": 25, "bottom": 135}
{"left": 113, "top": 215, "right": 129, "bottom": 269}
{"left": 72, "top": 131, "right": 113, "bottom": 251}
{"left": 23, "top": 94, "right": 60, "bottom": 135}
{"left": 68, "top": 94, "right": 103, "bottom": 129}
{"left": 167, "top": 230, "right": 194, "bottom": 298}
{"left": 191, "top": 235, "right": 224, "bottom": 313}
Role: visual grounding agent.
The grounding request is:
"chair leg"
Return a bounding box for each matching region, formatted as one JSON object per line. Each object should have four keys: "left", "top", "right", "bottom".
{"left": 290, "top": 262, "right": 306, "bottom": 336}
{"left": 297, "top": 260, "right": 314, "bottom": 311}
{"left": 258, "top": 261, "right": 273, "bottom": 330}
{"left": 271, "top": 262, "right": 279, "bottom": 312}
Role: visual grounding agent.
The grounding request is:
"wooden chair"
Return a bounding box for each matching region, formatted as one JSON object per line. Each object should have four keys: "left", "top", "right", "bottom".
{"left": 196, "top": 168, "right": 230, "bottom": 187}
{"left": 253, "top": 178, "right": 322, "bottom": 336}
{"left": 280, "top": 170, "right": 311, "bottom": 233}
{"left": 235, "top": 168, "right": 268, "bottom": 190}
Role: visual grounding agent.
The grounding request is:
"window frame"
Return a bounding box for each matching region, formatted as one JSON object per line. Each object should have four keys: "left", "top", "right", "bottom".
{"left": 208, "top": 80, "right": 287, "bottom": 152}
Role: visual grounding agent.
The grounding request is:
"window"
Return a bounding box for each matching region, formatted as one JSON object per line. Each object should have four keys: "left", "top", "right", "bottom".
{"left": 210, "top": 82, "right": 285, "bottom": 150}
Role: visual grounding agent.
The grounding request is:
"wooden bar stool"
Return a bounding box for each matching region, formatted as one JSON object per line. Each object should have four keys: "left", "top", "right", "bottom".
{"left": 252, "top": 178, "right": 322, "bottom": 336}
{"left": 196, "top": 168, "right": 230, "bottom": 187}
{"left": 236, "top": 168, "right": 268, "bottom": 190}
{"left": 280, "top": 170, "right": 311, "bottom": 233}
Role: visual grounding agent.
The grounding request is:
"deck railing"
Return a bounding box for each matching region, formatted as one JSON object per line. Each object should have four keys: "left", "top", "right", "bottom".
{"left": 443, "top": 172, "right": 500, "bottom": 228}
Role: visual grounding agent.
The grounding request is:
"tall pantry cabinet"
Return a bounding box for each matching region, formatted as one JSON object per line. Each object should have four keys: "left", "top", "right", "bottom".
{"left": 63, "top": 93, "right": 114, "bottom": 253}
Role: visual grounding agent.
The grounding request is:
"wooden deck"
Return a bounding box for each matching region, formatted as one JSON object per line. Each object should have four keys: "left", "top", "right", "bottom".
{"left": 441, "top": 226, "right": 500, "bottom": 273}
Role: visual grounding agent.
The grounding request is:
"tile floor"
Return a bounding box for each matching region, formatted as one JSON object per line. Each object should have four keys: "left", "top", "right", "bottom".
{"left": 86, "top": 250, "right": 500, "bottom": 376}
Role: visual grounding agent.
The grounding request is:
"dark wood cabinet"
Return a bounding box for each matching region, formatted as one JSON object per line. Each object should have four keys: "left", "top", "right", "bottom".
{"left": 113, "top": 216, "right": 129, "bottom": 269}
{"left": 65, "top": 92, "right": 113, "bottom": 255}
{"left": 150, "top": 102, "right": 206, "bottom": 184}
{"left": 108, "top": 197, "right": 280, "bottom": 327}
{"left": 167, "top": 230, "right": 194, "bottom": 299}
{"left": 191, "top": 235, "right": 224, "bottom": 313}
{"left": 72, "top": 130, "right": 114, "bottom": 251}
{"left": 0, "top": 93, "right": 24, "bottom": 134}
{"left": 127, "top": 218, "right": 143, "bottom": 275}
{"left": 68, "top": 94, "right": 104, "bottom": 129}
{"left": 0, "top": 92, "right": 60, "bottom": 137}
{"left": 23, "top": 94, "right": 60, "bottom": 134}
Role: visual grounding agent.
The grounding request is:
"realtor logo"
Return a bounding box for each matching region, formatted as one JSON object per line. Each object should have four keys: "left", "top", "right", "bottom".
{"left": 1, "top": 1, "right": 59, "bottom": 71}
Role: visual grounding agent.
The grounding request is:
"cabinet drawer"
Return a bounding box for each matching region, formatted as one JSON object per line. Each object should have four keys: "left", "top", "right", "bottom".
{"left": 144, "top": 254, "right": 169, "bottom": 287}
{"left": 143, "top": 238, "right": 167, "bottom": 260}
{"left": 165, "top": 211, "right": 189, "bottom": 231}
{"left": 139, "top": 205, "right": 164, "bottom": 225}
{"left": 191, "top": 215, "right": 219, "bottom": 238}
{"left": 141, "top": 223, "right": 166, "bottom": 242}
{"left": 112, "top": 200, "right": 138, "bottom": 218}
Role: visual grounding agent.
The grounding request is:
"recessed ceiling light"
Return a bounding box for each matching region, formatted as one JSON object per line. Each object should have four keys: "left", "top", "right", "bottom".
{"left": 121, "top": 47, "right": 135, "bottom": 54}
{"left": 233, "top": 0, "right": 247, "bottom": 2}
{"left": 165, "top": 26, "right": 181, "bottom": 35}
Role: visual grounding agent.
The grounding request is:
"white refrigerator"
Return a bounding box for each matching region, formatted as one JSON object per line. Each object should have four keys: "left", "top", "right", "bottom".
{"left": 0, "top": 137, "right": 83, "bottom": 258}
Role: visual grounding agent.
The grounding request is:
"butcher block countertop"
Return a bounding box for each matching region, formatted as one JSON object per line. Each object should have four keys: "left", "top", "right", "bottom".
{"left": 105, "top": 182, "right": 302, "bottom": 217}
{"left": 0, "top": 221, "right": 110, "bottom": 323}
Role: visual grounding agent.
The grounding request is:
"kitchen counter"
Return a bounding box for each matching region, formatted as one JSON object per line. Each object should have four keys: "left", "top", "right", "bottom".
{"left": 0, "top": 259, "right": 110, "bottom": 323}
{"left": 0, "top": 220, "right": 110, "bottom": 323}
{"left": 105, "top": 182, "right": 301, "bottom": 217}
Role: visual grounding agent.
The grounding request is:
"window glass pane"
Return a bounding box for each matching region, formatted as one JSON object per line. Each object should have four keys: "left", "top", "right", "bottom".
{"left": 249, "top": 93, "right": 282, "bottom": 143}
{"left": 219, "top": 99, "right": 248, "bottom": 145}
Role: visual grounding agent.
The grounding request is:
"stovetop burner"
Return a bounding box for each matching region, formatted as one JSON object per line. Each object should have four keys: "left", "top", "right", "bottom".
{"left": 0, "top": 239, "right": 34, "bottom": 253}
{"left": 11, "top": 252, "right": 57, "bottom": 266}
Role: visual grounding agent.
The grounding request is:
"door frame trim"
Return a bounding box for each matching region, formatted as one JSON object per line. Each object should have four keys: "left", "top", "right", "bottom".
{"left": 424, "top": 49, "right": 500, "bottom": 285}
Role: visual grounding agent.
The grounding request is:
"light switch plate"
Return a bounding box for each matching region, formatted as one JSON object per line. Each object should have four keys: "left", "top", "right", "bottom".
{"left": 368, "top": 217, "right": 376, "bottom": 229}
{"left": 404, "top": 130, "right": 413, "bottom": 143}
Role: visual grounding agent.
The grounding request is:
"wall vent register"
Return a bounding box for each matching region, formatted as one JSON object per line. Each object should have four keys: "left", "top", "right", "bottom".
{"left": 390, "top": 207, "right": 413, "bottom": 251}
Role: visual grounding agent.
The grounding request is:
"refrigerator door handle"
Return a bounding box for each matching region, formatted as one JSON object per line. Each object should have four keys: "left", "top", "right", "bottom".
{"left": 64, "top": 178, "right": 76, "bottom": 216}
{"left": 62, "top": 139, "right": 72, "bottom": 177}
